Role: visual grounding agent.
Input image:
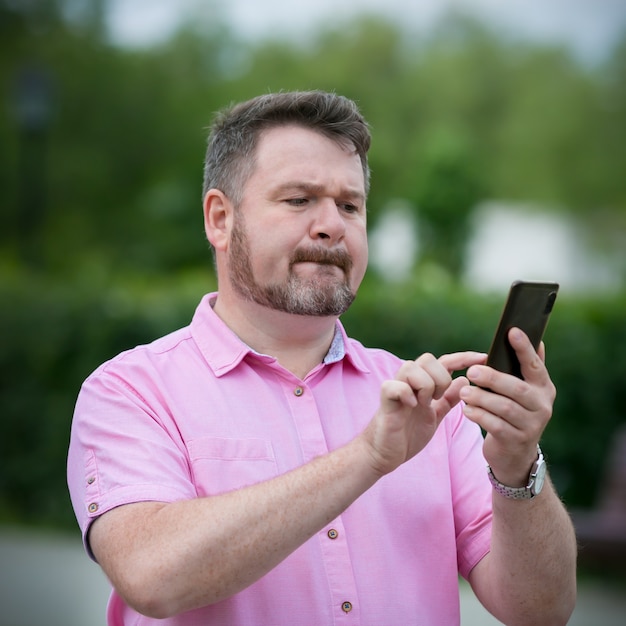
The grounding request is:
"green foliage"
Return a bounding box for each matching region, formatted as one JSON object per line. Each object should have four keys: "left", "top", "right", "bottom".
{"left": 1, "top": 273, "right": 623, "bottom": 529}
{"left": 0, "top": 269, "right": 212, "bottom": 528}
{"left": 1, "top": 0, "right": 625, "bottom": 531}
{"left": 411, "top": 128, "right": 485, "bottom": 276}
{"left": 2, "top": 4, "right": 626, "bottom": 277}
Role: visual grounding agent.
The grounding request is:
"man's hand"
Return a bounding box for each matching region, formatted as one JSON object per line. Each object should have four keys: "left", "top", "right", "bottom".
{"left": 460, "top": 328, "right": 577, "bottom": 625}
{"left": 460, "top": 327, "right": 556, "bottom": 487}
{"left": 362, "top": 351, "right": 487, "bottom": 477}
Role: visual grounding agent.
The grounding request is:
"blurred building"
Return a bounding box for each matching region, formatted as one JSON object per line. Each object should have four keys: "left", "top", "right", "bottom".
{"left": 464, "top": 202, "right": 623, "bottom": 294}
{"left": 369, "top": 200, "right": 624, "bottom": 293}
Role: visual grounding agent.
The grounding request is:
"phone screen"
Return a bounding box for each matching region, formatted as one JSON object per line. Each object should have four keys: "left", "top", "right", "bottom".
{"left": 486, "top": 281, "right": 559, "bottom": 379}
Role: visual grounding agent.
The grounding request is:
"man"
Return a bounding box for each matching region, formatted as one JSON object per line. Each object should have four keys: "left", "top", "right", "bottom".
{"left": 68, "top": 90, "right": 577, "bottom": 625}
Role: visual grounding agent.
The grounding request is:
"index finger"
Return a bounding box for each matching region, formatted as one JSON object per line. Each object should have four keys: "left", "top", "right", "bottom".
{"left": 439, "top": 351, "right": 487, "bottom": 374}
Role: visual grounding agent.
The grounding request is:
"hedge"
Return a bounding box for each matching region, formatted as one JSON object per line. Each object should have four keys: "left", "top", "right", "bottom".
{"left": 1, "top": 271, "right": 624, "bottom": 529}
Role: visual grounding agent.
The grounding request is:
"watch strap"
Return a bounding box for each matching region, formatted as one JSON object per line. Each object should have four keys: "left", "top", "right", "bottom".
{"left": 487, "top": 445, "right": 545, "bottom": 500}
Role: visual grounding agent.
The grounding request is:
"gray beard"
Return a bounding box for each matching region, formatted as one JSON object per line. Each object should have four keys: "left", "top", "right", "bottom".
{"left": 229, "top": 216, "right": 355, "bottom": 317}
{"left": 257, "top": 274, "right": 355, "bottom": 316}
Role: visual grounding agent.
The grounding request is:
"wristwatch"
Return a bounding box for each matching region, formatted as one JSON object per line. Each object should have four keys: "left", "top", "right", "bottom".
{"left": 487, "top": 445, "right": 547, "bottom": 500}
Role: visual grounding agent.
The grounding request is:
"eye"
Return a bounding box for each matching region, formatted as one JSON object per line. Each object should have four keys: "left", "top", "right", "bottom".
{"left": 286, "top": 197, "right": 308, "bottom": 206}
{"left": 339, "top": 202, "right": 359, "bottom": 214}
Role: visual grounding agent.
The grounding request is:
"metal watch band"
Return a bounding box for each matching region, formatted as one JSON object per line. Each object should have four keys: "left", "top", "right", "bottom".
{"left": 487, "top": 445, "right": 544, "bottom": 500}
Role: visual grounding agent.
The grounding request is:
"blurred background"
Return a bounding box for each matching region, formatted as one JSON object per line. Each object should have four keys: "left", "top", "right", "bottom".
{"left": 1, "top": 0, "right": 625, "bottom": 622}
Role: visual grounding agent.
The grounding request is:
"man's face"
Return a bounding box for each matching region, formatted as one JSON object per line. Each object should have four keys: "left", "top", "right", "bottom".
{"left": 225, "top": 125, "right": 368, "bottom": 317}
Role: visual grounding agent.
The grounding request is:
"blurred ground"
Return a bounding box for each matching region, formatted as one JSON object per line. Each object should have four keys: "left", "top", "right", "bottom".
{"left": 0, "top": 526, "right": 624, "bottom": 625}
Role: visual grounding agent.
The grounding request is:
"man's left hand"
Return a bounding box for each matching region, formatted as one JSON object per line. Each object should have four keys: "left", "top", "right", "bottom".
{"left": 459, "top": 327, "right": 556, "bottom": 487}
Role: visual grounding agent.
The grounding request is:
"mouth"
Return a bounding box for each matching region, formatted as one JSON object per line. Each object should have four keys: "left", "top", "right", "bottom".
{"left": 293, "top": 261, "right": 345, "bottom": 278}
{"left": 290, "top": 248, "right": 352, "bottom": 275}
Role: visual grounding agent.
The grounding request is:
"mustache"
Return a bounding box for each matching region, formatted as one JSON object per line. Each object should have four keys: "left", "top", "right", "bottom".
{"left": 290, "top": 247, "right": 353, "bottom": 273}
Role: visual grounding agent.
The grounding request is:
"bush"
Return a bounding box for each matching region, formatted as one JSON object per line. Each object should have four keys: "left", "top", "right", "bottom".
{"left": 1, "top": 272, "right": 623, "bottom": 529}
{"left": 0, "top": 271, "right": 205, "bottom": 528}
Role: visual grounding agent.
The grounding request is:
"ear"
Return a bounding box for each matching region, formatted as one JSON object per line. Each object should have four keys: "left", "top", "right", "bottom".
{"left": 203, "top": 189, "right": 233, "bottom": 251}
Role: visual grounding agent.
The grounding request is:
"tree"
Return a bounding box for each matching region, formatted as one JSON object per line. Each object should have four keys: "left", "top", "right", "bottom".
{"left": 411, "top": 128, "right": 484, "bottom": 278}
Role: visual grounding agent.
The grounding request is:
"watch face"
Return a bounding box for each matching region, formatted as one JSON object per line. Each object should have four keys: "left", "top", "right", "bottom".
{"left": 532, "top": 459, "right": 547, "bottom": 495}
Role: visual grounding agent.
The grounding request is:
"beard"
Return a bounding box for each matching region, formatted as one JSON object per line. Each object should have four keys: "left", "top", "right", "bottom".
{"left": 228, "top": 214, "right": 356, "bottom": 317}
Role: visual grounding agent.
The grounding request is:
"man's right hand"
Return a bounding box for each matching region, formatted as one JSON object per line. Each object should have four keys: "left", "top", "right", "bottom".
{"left": 362, "top": 351, "right": 487, "bottom": 477}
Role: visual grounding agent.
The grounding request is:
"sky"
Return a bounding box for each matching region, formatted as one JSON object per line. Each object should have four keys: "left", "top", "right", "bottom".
{"left": 107, "top": 0, "right": 626, "bottom": 63}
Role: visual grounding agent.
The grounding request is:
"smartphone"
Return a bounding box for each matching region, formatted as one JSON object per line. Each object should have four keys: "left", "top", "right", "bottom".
{"left": 485, "top": 280, "right": 559, "bottom": 379}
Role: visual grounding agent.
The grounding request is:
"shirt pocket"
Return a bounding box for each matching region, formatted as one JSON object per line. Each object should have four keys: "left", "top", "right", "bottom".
{"left": 188, "top": 437, "right": 278, "bottom": 497}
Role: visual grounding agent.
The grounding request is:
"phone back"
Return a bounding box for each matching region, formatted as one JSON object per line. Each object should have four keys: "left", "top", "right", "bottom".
{"left": 486, "top": 281, "right": 559, "bottom": 379}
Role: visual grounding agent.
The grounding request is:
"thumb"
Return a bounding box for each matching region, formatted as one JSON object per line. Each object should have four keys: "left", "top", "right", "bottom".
{"left": 380, "top": 379, "right": 418, "bottom": 413}
{"left": 434, "top": 376, "right": 469, "bottom": 419}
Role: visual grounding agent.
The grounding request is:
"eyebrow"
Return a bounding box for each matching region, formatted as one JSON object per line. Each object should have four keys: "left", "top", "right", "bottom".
{"left": 273, "top": 181, "right": 366, "bottom": 203}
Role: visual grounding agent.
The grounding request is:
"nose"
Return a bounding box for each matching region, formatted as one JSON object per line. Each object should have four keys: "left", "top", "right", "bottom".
{"left": 310, "top": 199, "right": 346, "bottom": 243}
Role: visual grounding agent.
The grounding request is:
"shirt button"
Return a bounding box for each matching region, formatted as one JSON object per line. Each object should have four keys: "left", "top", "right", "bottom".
{"left": 342, "top": 601, "right": 353, "bottom": 613}
{"left": 294, "top": 386, "right": 304, "bottom": 397}
{"left": 327, "top": 528, "right": 339, "bottom": 540}
{"left": 88, "top": 503, "right": 99, "bottom": 513}
{"left": 87, "top": 476, "right": 96, "bottom": 485}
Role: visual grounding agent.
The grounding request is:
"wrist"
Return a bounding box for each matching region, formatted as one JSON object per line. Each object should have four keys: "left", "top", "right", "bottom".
{"left": 487, "top": 445, "right": 547, "bottom": 500}
{"left": 350, "top": 432, "right": 389, "bottom": 483}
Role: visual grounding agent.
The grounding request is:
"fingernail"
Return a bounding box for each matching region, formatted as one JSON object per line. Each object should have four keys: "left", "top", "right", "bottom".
{"left": 467, "top": 366, "right": 480, "bottom": 382}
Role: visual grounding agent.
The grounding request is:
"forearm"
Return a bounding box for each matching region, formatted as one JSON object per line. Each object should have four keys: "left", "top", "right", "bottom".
{"left": 90, "top": 434, "right": 379, "bottom": 618}
{"left": 470, "top": 477, "right": 577, "bottom": 626}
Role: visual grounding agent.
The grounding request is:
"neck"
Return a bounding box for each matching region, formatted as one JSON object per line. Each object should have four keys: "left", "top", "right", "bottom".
{"left": 212, "top": 291, "right": 338, "bottom": 380}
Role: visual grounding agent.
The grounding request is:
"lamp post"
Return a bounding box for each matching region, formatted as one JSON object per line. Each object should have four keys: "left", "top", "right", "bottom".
{"left": 13, "top": 63, "right": 54, "bottom": 267}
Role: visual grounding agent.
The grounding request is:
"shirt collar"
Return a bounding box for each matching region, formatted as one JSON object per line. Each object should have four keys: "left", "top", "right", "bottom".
{"left": 323, "top": 325, "right": 345, "bottom": 364}
{"left": 191, "top": 292, "right": 369, "bottom": 376}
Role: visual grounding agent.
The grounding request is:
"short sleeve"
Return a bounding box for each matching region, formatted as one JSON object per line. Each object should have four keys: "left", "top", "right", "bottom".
{"left": 67, "top": 364, "right": 196, "bottom": 557}
{"left": 445, "top": 403, "right": 493, "bottom": 579}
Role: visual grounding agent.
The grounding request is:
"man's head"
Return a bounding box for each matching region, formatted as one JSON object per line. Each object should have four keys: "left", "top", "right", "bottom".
{"left": 203, "top": 92, "right": 371, "bottom": 318}
{"left": 203, "top": 90, "right": 371, "bottom": 208}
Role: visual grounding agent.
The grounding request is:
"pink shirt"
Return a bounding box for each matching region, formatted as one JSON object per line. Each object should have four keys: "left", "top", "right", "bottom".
{"left": 68, "top": 293, "right": 492, "bottom": 625}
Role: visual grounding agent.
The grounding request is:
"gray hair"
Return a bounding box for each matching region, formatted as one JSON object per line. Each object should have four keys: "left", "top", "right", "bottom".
{"left": 202, "top": 90, "right": 371, "bottom": 207}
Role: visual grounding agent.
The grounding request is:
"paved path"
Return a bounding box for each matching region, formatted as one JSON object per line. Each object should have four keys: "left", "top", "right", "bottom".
{"left": 1, "top": 527, "right": 624, "bottom": 625}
